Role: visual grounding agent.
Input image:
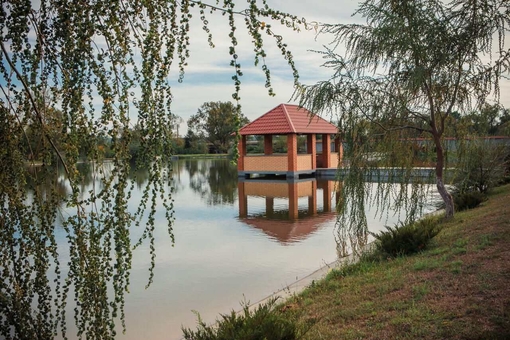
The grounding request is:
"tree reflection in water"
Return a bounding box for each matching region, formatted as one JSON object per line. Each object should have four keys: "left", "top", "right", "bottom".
{"left": 186, "top": 159, "right": 238, "bottom": 205}
{"left": 25, "top": 160, "right": 186, "bottom": 207}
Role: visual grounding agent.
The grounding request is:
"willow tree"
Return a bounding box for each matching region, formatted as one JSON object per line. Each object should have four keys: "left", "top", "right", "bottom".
{"left": 0, "top": 1, "right": 306, "bottom": 338}
{"left": 296, "top": 0, "right": 510, "bottom": 220}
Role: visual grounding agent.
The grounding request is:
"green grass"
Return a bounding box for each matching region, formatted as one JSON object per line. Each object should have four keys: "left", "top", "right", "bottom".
{"left": 275, "top": 184, "right": 510, "bottom": 340}
{"left": 448, "top": 260, "right": 463, "bottom": 274}
{"left": 413, "top": 258, "right": 442, "bottom": 271}
{"left": 476, "top": 234, "right": 494, "bottom": 250}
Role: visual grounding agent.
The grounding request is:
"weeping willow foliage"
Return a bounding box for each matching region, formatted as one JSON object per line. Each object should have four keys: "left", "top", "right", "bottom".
{"left": 295, "top": 0, "right": 510, "bottom": 234}
{"left": 0, "top": 1, "right": 307, "bottom": 338}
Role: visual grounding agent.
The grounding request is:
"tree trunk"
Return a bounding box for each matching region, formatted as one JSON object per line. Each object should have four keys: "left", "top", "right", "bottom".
{"left": 437, "top": 175, "right": 454, "bottom": 218}
{"left": 434, "top": 135, "right": 454, "bottom": 218}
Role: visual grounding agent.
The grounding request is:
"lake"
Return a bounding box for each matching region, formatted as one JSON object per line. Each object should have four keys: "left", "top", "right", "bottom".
{"left": 51, "top": 158, "right": 435, "bottom": 339}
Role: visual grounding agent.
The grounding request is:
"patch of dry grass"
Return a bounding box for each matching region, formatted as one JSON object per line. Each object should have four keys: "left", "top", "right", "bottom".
{"left": 282, "top": 184, "right": 510, "bottom": 340}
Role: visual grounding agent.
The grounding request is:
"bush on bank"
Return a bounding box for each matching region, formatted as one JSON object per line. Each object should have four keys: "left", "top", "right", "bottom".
{"left": 370, "top": 217, "right": 441, "bottom": 257}
{"left": 181, "top": 298, "right": 299, "bottom": 340}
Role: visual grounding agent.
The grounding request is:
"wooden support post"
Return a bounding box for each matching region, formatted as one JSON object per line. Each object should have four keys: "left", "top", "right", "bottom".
{"left": 339, "top": 138, "right": 344, "bottom": 165}
{"left": 289, "top": 182, "right": 298, "bottom": 220}
{"left": 238, "top": 182, "right": 247, "bottom": 218}
{"left": 309, "top": 180, "right": 317, "bottom": 215}
{"left": 323, "top": 180, "right": 332, "bottom": 212}
{"left": 307, "top": 134, "right": 316, "bottom": 169}
{"left": 264, "top": 135, "right": 273, "bottom": 155}
{"left": 237, "top": 135, "right": 246, "bottom": 172}
{"left": 287, "top": 134, "right": 298, "bottom": 177}
{"left": 266, "top": 197, "right": 274, "bottom": 216}
{"left": 322, "top": 134, "right": 331, "bottom": 168}
{"left": 334, "top": 136, "right": 342, "bottom": 166}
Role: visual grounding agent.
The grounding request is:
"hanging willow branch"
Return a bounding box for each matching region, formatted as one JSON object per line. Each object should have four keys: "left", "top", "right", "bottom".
{"left": 0, "top": 0, "right": 308, "bottom": 338}
{"left": 295, "top": 0, "right": 510, "bottom": 232}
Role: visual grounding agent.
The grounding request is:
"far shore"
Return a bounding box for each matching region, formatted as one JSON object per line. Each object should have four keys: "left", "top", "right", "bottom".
{"left": 171, "top": 153, "right": 229, "bottom": 159}
{"left": 25, "top": 153, "right": 230, "bottom": 167}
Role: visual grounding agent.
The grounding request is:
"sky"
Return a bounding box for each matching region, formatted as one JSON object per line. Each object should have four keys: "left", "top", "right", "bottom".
{"left": 167, "top": 0, "right": 510, "bottom": 136}
{"left": 2, "top": 0, "right": 509, "bottom": 136}
{"left": 167, "top": 0, "right": 362, "bottom": 135}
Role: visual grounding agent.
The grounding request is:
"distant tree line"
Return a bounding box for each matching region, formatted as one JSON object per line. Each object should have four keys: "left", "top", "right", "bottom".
{"left": 21, "top": 102, "right": 507, "bottom": 163}
{"left": 446, "top": 104, "right": 510, "bottom": 137}
{"left": 18, "top": 100, "right": 249, "bottom": 162}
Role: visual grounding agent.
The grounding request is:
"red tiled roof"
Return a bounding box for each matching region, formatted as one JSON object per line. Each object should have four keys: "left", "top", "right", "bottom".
{"left": 239, "top": 104, "right": 338, "bottom": 135}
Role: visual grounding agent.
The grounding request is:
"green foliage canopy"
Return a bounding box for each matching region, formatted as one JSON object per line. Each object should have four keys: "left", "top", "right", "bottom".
{"left": 453, "top": 104, "right": 510, "bottom": 137}
{"left": 187, "top": 101, "right": 249, "bottom": 154}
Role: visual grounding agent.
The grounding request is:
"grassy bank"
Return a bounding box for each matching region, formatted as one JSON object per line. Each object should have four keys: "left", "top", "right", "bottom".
{"left": 279, "top": 184, "right": 510, "bottom": 339}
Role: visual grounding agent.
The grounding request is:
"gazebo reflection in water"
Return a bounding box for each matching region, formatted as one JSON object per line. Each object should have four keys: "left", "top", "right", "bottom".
{"left": 237, "top": 177, "right": 341, "bottom": 244}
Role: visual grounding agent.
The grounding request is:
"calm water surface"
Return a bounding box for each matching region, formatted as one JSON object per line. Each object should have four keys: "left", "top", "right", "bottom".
{"left": 54, "top": 159, "right": 434, "bottom": 339}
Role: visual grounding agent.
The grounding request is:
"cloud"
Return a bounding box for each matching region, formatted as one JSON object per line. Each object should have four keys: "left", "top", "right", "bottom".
{"left": 170, "top": 0, "right": 510, "bottom": 130}
{"left": 3, "top": 0, "right": 509, "bottom": 138}
{"left": 171, "top": 77, "right": 299, "bottom": 133}
{"left": 168, "top": 1, "right": 359, "bottom": 134}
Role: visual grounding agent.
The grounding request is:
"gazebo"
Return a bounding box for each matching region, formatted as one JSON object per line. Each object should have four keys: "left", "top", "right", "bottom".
{"left": 237, "top": 103, "right": 342, "bottom": 179}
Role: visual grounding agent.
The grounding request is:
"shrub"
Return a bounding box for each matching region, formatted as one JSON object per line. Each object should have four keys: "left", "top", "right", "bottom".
{"left": 435, "top": 187, "right": 487, "bottom": 211}
{"left": 454, "top": 190, "right": 487, "bottom": 211}
{"left": 371, "top": 218, "right": 441, "bottom": 257}
{"left": 181, "top": 298, "right": 298, "bottom": 340}
{"left": 456, "top": 140, "right": 509, "bottom": 193}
